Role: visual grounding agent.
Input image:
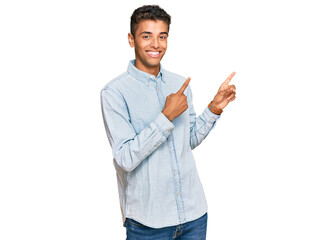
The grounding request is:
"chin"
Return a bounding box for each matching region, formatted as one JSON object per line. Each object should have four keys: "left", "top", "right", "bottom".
{"left": 147, "top": 59, "right": 161, "bottom": 66}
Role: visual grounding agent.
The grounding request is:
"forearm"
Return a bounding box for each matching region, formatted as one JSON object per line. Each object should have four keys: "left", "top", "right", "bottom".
{"left": 106, "top": 112, "right": 174, "bottom": 172}
{"left": 189, "top": 105, "right": 221, "bottom": 150}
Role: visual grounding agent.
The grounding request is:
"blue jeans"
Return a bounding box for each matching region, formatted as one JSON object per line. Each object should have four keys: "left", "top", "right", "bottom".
{"left": 125, "top": 213, "right": 207, "bottom": 240}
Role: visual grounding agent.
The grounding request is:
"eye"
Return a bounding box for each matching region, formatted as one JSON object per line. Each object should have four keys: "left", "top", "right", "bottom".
{"left": 143, "top": 35, "right": 149, "bottom": 39}
{"left": 160, "top": 36, "right": 167, "bottom": 39}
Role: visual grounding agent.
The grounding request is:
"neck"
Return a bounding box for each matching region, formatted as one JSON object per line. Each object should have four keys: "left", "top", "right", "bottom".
{"left": 134, "top": 60, "right": 160, "bottom": 77}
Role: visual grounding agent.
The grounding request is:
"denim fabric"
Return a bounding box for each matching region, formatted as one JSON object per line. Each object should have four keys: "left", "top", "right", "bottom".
{"left": 100, "top": 60, "right": 221, "bottom": 228}
{"left": 126, "top": 212, "right": 208, "bottom": 240}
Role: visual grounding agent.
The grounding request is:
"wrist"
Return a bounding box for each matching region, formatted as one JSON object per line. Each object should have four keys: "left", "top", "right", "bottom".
{"left": 162, "top": 110, "right": 173, "bottom": 122}
{"left": 208, "top": 101, "right": 223, "bottom": 115}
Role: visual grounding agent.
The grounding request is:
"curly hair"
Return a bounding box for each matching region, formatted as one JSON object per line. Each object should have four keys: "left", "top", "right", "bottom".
{"left": 130, "top": 5, "right": 171, "bottom": 38}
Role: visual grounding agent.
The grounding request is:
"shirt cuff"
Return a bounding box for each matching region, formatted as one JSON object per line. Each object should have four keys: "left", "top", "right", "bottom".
{"left": 204, "top": 106, "right": 222, "bottom": 122}
{"left": 153, "top": 112, "right": 175, "bottom": 138}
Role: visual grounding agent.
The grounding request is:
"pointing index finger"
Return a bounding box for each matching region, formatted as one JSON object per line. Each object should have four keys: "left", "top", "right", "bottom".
{"left": 178, "top": 77, "right": 191, "bottom": 94}
{"left": 220, "top": 72, "right": 236, "bottom": 89}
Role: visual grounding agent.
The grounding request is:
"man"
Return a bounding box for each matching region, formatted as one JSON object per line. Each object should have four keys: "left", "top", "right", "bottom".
{"left": 100, "top": 5, "right": 236, "bottom": 239}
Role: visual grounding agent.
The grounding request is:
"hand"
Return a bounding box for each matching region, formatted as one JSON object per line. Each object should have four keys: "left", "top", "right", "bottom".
{"left": 162, "top": 77, "right": 191, "bottom": 121}
{"left": 212, "top": 72, "right": 236, "bottom": 109}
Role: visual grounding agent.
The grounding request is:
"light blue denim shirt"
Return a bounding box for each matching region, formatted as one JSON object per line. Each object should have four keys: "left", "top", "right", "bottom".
{"left": 100, "top": 59, "right": 222, "bottom": 228}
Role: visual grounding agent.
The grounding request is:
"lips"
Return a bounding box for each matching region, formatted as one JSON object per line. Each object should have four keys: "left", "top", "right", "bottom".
{"left": 146, "top": 51, "right": 161, "bottom": 58}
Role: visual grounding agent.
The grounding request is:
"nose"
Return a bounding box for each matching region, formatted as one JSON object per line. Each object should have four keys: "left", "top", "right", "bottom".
{"left": 150, "top": 37, "right": 159, "bottom": 48}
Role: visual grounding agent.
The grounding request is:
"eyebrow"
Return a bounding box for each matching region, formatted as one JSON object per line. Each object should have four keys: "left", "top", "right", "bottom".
{"left": 139, "top": 31, "right": 168, "bottom": 36}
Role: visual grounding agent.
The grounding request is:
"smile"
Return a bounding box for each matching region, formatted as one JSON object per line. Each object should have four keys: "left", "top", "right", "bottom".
{"left": 146, "top": 51, "right": 161, "bottom": 58}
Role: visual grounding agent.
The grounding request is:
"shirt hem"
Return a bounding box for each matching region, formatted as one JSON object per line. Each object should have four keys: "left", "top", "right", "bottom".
{"left": 124, "top": 210, "right": 208, "bottom": 229}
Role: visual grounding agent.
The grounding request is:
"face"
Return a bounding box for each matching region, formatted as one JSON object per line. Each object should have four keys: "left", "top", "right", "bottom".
{"left": 128, "top": 20, "right": 168, "bottom": 74}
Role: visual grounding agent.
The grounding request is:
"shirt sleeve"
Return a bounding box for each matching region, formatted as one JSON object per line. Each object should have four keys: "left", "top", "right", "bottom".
{"left": 100, "top": 87, "right": 175, "bottom": 172}
{"left": 187, "top": 85, "right": 221, "bottom": 150}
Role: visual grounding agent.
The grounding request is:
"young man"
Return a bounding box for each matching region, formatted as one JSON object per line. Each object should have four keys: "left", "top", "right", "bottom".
{"left": 100, "top": 5, "right": 236, "bottom": 239}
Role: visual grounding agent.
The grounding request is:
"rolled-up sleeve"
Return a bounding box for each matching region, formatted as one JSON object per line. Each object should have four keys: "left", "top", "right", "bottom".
{"left": 100, "top": 87, "right": 175, "bottom": 172}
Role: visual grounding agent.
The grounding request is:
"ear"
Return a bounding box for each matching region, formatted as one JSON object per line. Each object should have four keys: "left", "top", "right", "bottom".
{"left": 128, "top": 33, "right": 134, "bottom": 48}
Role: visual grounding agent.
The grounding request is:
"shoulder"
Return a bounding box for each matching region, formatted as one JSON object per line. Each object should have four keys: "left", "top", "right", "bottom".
{"left": 100, "top": 72, "right": 130, "bottom": 106}
{"left": 101, "top": 72, "right": 128, "bottom": 93}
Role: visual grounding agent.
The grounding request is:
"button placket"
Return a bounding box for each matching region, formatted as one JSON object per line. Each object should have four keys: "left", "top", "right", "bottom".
{"left": 170, "top": 134, "right": 186, "bottom": 223}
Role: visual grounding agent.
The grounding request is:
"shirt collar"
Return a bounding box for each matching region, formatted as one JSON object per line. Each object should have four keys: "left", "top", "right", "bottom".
{"left": 127, "top": 59, "right": 166, "bottom": 83}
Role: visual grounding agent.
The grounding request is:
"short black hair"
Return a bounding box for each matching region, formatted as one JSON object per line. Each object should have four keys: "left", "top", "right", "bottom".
{"left": 130, "top": 5, "right": 171, "bottom": 38}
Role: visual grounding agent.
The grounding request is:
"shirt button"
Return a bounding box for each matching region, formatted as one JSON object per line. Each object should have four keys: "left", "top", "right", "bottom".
{"left": 211, "top": 117, "right": 215, "bottom": 121}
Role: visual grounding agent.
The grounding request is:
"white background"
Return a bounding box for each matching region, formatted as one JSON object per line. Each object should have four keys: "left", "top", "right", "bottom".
{"left": 1, "top": 0, "right": 335, "bottom": 239}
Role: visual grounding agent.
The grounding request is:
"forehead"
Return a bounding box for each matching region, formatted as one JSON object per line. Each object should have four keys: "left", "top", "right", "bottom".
{"left": 136, "top": 20, "right": 168, "bottom": 35}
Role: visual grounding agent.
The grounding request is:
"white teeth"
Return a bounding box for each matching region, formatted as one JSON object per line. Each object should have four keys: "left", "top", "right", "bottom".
{"left": 147, "top": 51, "right": 159, "bottom": 55}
